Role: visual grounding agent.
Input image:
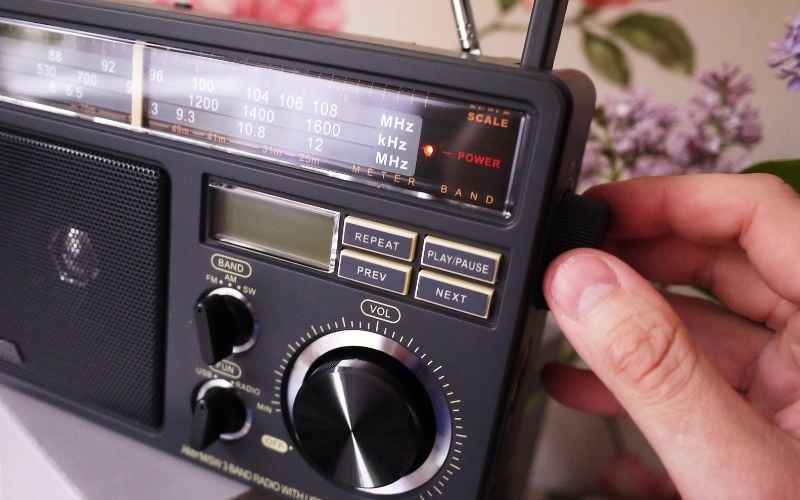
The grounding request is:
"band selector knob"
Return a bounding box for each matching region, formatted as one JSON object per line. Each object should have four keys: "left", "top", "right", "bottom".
{"left": 194, "top": 288, "right": 256, "bottom": 365}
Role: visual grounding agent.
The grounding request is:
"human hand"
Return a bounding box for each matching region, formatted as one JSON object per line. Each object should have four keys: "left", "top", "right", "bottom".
{"left": 542, "top": 174, "right": 800, "bottom": 498}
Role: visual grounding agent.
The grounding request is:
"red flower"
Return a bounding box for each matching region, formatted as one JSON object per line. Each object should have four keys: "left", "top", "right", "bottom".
{"left": 144, "top": 0, "right": 345, "bottom": 31}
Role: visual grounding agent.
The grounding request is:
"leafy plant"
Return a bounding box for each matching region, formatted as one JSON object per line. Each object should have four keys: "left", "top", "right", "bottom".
{"left": 576, "top": 8, "right": 694, "bottom": 86}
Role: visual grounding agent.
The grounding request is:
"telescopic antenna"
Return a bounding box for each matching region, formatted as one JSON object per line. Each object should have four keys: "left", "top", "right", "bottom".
{"left": 521, "top": 0, "right": 568, "bottom": 70}
{"left": 450, "top": 0, "right": 481, "bottom": 56}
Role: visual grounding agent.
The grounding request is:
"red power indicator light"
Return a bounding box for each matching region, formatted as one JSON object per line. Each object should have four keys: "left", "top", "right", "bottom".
{"left": 422, "top": 144, "right": 435, "bottom": 157}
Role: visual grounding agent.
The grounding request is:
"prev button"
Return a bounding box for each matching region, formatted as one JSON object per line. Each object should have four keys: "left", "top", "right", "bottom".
{"left": 421, "top": 236, "right": 501, "bottom": 284}
{"left": 415, "top": 270, "right": 494, "bottom": 318}
{"left": 342, "top": 216, "right": 417, "bottom": 261}
{"left": 338, "top": 249, "right": 413, "bottom": 295}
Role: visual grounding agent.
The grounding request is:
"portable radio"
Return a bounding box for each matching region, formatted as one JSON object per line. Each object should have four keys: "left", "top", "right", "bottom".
{"left": 0, "top": 0, "right": 606, "bottom": 497}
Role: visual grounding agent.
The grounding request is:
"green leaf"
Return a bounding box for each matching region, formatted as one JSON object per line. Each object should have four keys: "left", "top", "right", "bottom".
{"left": 741, "top": 159, "right": 800, "bottom": 193}
{"left": 609, "top": 12, "right": 695, "bottom": 75}
{"left": 582, "top": 30, "right": 631, "bottom": 86}
{"left": 498, "top": 0, "right": 518, "bottom": 12}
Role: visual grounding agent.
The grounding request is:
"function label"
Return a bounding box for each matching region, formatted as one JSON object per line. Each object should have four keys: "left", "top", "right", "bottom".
{"left": 415, "top": 270, "right": 494, "bottom": 318}
{"left": 421, "top": 236, "right": 501, "bottom": 284}
{"left": 342, "top": 216, "right": 417, "bottom": 261}
{"left": 338, "top": 249, "right": 412, "bottom": 295}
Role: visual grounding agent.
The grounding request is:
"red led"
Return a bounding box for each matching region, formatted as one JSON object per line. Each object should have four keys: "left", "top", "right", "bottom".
{"left": 422, "top": 144, "right": 435, "bottom": 157}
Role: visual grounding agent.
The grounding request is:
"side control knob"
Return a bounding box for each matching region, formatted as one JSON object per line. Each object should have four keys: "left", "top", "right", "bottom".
{"left": 190, "top": 380, "right": 250, "bottom": 450}
{"left": 291, "top": 348, "right": 436, "bottom": 490}
{"left": 537, "top": 192, "right": 608, "bottom": 308}
{"left": 544, "top": 191, "right": 609, "bottom": 262}
{"left": 194, "top": 288, "right": 257, "bottom": 365}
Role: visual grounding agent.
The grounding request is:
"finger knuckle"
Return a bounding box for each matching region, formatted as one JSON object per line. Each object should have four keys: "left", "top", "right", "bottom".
{"left": 604, "top": 311, "right": 697, "bottom": 402}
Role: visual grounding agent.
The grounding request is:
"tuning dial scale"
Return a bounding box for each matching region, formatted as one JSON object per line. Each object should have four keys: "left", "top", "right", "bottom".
{"left": 278, "top": 324, "right": 463, "bottom": 497}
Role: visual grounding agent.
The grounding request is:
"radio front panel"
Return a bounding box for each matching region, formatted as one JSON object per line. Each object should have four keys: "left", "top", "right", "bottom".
{"left": 0, "top": 1, "right": 601, "bottom": 499}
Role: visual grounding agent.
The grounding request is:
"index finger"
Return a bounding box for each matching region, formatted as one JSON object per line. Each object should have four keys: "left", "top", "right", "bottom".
{"left": 586, "top": 173, "right": 800, "bottom": 304}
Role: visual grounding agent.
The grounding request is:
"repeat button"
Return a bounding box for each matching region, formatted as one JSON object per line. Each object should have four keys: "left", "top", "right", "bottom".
{"left": 415, "top": 270, "right": 494, "bottom": 319}
{"left": 342, "top": 216, "right": 417, "bottom": 261}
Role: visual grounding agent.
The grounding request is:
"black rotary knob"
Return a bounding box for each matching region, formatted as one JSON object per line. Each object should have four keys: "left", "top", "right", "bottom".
{"left": 290, "top": 348, "right": 437, "bottom": 490}
{"left": 195, "top": 288, "right": 257, "bottom": 365}
{"left": 190, "top": 381, "right": 250, "bottom": 450}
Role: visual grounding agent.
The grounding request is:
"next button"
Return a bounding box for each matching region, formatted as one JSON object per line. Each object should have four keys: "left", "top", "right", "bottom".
{"left": 415, "top": 270, "right": 494, "bottom": 318}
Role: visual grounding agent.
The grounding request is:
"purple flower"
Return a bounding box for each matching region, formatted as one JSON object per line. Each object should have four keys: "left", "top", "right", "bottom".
{"left": 769, "top": 12, "right": 800, "bottom": 92}
{"left": 580, "top": 64, "right": 763, "bottom": 189}
{"left": 604, "top": 91, "right": 678, "bottom": 162}
{"left": 671, "top": 65, "right": 762, "bottom": 172}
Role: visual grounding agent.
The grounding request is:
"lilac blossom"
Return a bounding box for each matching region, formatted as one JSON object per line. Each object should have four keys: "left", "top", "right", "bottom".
{"left": 579, "top": 90, "right": 678, "bottom": 190}
{"left": 669, "top": 64, "right": 762, "bottom": 172}
{"left": 580, "top": 64, "right": 762, "bottom": 190}
{"left": 769, "top": 12, "right": 800, "bottom": 92}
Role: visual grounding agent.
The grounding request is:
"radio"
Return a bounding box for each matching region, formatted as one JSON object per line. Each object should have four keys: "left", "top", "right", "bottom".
{"left": 0, "top": 1, "right": 607, "bottom": 498}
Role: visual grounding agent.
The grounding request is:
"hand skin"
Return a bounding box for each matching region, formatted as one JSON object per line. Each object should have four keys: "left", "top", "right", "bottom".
{"left": 542, "top": 174, "right": 800, "bottom": 499}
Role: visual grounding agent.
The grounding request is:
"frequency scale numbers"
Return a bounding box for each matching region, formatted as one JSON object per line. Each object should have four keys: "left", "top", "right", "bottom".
{"left": 142, "top": 48, "right": 422, "bottom": 175}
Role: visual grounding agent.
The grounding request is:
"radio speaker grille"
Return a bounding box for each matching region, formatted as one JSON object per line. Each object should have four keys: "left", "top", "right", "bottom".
{"left": 0, "top": 129, "right": 170, "bottom": 430}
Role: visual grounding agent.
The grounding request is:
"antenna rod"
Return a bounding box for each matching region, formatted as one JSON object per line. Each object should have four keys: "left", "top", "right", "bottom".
{"left": 450, "top": 0, "right": 481, "bottom": 56}
{"left": 521, "top": 0, "right": 568, "bottom": 70}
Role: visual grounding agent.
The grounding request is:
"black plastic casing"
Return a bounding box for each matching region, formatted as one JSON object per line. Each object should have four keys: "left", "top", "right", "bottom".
{"left": 0, "top": 1, "right": 595, "bottom": 498}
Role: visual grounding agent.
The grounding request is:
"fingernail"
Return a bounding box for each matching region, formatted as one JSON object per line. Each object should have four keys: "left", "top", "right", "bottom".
{"left": 550, "top": 253, "right": 619, "bottom": 319}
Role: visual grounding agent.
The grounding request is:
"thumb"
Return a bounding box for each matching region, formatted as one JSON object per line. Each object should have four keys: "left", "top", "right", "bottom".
{"left": 544, "top": 249, "right": 798, "bottom": 498}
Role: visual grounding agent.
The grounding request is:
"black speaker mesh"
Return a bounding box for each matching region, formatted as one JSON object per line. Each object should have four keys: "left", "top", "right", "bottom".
{"left": 0, "top": 129, "right": 170, "bottom": 430}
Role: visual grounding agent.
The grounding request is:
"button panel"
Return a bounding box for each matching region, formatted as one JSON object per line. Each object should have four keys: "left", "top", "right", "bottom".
{"left": 421, "top": 236, "right": 501, "bottom": 284}
{"left": 334, "top": 215, "right": 504, "bottom": 319}
{"left": 338, "top": 249, "right": 413, "bottom": 295}
{"left": 415, "top": 271, "right": 494, "bottom": 319}
{"left": 342, "top": 216, "right": 417, "bottom": 261}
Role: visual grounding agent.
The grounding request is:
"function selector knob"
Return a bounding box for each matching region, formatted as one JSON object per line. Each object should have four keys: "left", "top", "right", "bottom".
{"left": 190, "top": 380, "right": 251, "bottom": 450}
{"left": 194, "top": 288, "right": 258, "bottom": 365}
{"left": 286, "top": 331, "right": 453, "bottom": 495}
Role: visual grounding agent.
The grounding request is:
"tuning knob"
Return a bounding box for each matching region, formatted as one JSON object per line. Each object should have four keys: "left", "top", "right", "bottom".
{"left": 189, "top": 380, "right": 250, "bottom": 450}
{"left": 544, "top": 191, "right": 608, "bottom": 261}
{"left": 537, "top": 192, "right": 608, "bottom": 308}
{"left": 194, "top": 288, "right": 257, "bottom": 365}
{"left": 291, "top": 348, "right": 436, "bottom": 490}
